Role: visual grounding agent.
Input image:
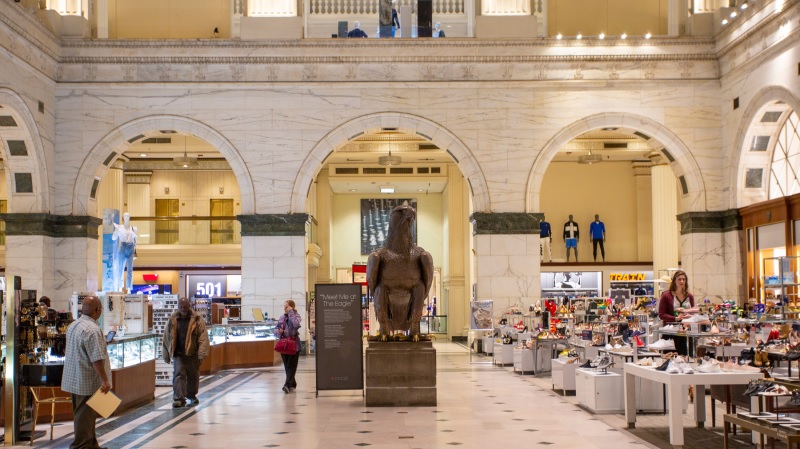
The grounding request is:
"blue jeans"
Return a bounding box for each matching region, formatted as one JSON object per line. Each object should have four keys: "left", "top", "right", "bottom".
{"left": 114, "top": 241, "right": 135, "bottom": 291}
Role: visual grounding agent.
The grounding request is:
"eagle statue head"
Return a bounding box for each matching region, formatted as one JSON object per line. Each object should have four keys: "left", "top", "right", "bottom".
{"left": 385, "top": 204, "right": 415, "bottom": 252}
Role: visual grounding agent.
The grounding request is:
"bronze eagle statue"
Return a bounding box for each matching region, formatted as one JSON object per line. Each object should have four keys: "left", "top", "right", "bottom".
{"left": 367, "top": 205, "right": 434, "bottom": 341}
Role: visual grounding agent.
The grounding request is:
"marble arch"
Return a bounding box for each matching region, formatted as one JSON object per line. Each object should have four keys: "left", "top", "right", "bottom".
{"left": 730, "top": 86, "right": 800, "bottom": 208}
{"left": 290, "top": 112, "right": 489, "bottom": 213}
{"left": 0, "top": 88, "right": 50, "bottom": 213}
{"left": 73, "top": 115, "right": 256, "bottom": 216}
{"left": 526, "top": 112, "right": 707, "bottom": 213}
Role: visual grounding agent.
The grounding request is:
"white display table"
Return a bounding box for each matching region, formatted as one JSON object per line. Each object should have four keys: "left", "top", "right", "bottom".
{"left": 623, "top": 363, "right": 761, "bottom": 449}
{"left": 482, "top": 336, "right": 494, "bottom": 354}
{"left": 492, "top": 342, "right": 513, "bottom": 366}
{"left": 513, "top": 347, "right": 535, "bottom": 374}
{"left": 576, "top": 368, "right": 624, "bottom": 413}
{"left": 551, "top": 358, "right": 577, "bottom": 393}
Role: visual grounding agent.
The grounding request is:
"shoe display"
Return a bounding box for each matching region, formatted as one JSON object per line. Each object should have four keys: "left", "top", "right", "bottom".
{"left": 682, "top": 314, "right": 710, "bottom": 324}
{"left": 695, "top": 358, "right": 721, "bottom": 373}
{"left": 665, "top": 360, "right": 681, "bottom": 374}
{"left": 761, "top": 385, "right": 790, "bottom": 396}
{"left": 596, "top": 355, "right": 612, "bottom": 370}
{"left": 648, "top": 339, "right": 676, "bottom": 350}
{"left": 635, "top": 357, "right": 654, "bottom": 366}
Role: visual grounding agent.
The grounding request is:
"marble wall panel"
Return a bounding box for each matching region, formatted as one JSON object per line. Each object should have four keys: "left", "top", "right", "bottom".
{"left": 477, "top": 88, "right": 534, "bottom": 109}
{"left": 357, "top": 87, "right": 421, "bottom": 109}
{"left": 417, "top": 88, "right": 479, "bottom": 109}
{"left": 664, "top": 107, "right": 722, "bottom": 130}
{"left": 447, "top": 108, "right": 508, "bottom": 131}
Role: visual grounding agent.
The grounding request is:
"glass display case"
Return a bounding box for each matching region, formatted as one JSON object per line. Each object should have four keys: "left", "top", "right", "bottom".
{"left": 762, "top": 256, "right": 800, "bottom": 306}
{"left": 107, "top": 334, "right": 157, "bottom": 370}
{"left": 207, "top": 321, "right": 278, "bottom": 344}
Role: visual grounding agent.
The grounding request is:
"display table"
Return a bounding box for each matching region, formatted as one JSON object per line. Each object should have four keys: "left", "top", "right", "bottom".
{"left": 532, "top": 338, "right": 567, "bottom": 376}
{"left": 492, "top": 343, "right": 513, "bottom": 366}
{"left": 551, "top": 358, "right": 577, "bottom": 394}
{"left": 576, "top": 368, "right": 624, "bottom": 413}
{"left": 513, "top": 347, "right": 535, "bottom": 374}
{"left": 482, "top": 336, "right": 494, "bottom": 355}
{"left": 624, "top": 363, "right": 761, "bottom": 448}
{"left": 723, "top": 413, "right": 800, "bottom": 449}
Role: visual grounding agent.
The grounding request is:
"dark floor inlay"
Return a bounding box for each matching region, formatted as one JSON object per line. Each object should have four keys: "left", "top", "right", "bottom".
{"left": 357, "top": 431, "right": 372, "bottom": 434}
{"left": 494, "top": 402, "right": 505, "bottom": 404}
{"left": 362, "top": 411, "right": 374, "bottom": 413}
{"left": 607, "top": 429, "right": 618, "bottom": 431}
{"left": 447, "top": 443, "right": 463, "bottom": 446}
{"left": 442, "top": 430, "right": 454, "bottom": 433}
{"left": 291, "top": 412, "right": 302, "bottom": 415}
{"left": 538, "top": 443, "right": 554, "bottom": 445}
{"left": 263, "top": 445, "right": 279, "bottom": 448}
{"left": 360, "top": 419, "right": 373, "bottom": 422}
{"left": 171, "top": 446, "right": 188, "bottom": 449}
{"left": 436, "top": 419, "right": 449, "bottom": 422}
{"left": 284, "top": 421, "right": 295, "bottom": 424}
{"left": 190, "top": 433, "right": 204, "bottom": 436}
{"left": 397, "top": 411, "right": 408, "bottom": 414}
{"left": 355, "top": 444, "right": 371, "bottom": 447}
{"left": 513, "top": 418, "right": 525, "bottom": 421}
{"left": 275, "top": 431, "right": 289, "bottom": 434}
{"left": 524, "top": 429, "right": 539, "bottom": 432}
{"left": 399, "top": 436, "right": 414, "bottom": 439}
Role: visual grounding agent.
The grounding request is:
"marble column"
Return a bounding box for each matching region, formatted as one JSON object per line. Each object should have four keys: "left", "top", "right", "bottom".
{"left": 633, "top": 162, "right": 653, "bottom": 261}
{"left": 238, "top": 214, "right": 309, "bottom": 331}
{"left": 2, "top": 214, "right": 101, "bottom": 311}
{"left": 444, "top": 168, "right": 470, "bottom": 337}
{"left": 677, "top": 210, "right": 743, "bottom": 302}
{"left": 651, "top": 163, "right": 679, "bottom": 276}
{"left": 470, "top": 212, "right": 540, "bottom": 323}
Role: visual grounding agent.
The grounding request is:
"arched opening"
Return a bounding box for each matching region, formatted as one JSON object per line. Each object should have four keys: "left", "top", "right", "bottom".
{"left": 297, "top": 113, "right": 484, "bottom": 339}
{"left": 734, "top": 87, "right": 800, "bottom": 304}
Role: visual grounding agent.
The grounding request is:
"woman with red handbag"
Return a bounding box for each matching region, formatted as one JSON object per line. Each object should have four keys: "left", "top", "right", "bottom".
{"left": 275, "top": 300, "right": 302, "bottom": 393}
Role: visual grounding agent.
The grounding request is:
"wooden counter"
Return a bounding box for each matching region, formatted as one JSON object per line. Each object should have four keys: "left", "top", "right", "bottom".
{"left": 200, "top": 339, "right": 282, "bottom": 374}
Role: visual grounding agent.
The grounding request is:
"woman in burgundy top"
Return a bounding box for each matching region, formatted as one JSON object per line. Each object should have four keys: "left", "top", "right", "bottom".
{"left": 658, "top": 270, "right": 697, "bottom": 355}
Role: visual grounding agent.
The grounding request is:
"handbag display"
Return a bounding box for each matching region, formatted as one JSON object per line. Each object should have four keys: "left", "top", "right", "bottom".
{"left": 275, "top": 337, "right": 298, "bottom": 354}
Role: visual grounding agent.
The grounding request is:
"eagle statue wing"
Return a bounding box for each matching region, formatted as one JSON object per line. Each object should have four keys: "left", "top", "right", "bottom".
{"left": 419, "top": 250, "right": 434, "bottom": 298}
{"left": 366, "top": 250, "right": 381, "bottom": 297}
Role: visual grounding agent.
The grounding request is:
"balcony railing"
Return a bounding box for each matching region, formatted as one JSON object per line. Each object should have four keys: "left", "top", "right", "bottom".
{"left": 130, "top": 216, "right": 241, "bottom": 246}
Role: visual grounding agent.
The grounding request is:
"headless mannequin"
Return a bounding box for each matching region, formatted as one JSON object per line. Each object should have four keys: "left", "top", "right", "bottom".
{"left": 112, "top": 212, "right": 138, "bottom": 292}
{"left": 563, "top": 214, "right": 579, "bottom": 262}
{"left": 590, "top": 214, "right": 606, "bottom": 261}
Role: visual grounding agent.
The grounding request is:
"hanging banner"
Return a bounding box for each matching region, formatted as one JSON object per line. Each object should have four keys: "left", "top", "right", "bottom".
{"left": 315, "top": 284, "right": 363, "bottom": 393}
{"left": 470, "top": 300, "right": 493, "bottom": 330}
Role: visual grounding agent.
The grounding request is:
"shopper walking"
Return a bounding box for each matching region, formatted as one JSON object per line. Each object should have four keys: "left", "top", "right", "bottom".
{"left": 275, "top": 300, "right": 302, "bottom": 393}
{"left": 162, "top": 297, "right": 210, "bottom": 408}
{"left": 61, "top": 295, "right": 111, "bottom": 449}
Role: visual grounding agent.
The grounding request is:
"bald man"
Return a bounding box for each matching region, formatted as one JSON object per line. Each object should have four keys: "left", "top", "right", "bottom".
{"left": 61, "top": 296, "right": 111, "bottom": 449}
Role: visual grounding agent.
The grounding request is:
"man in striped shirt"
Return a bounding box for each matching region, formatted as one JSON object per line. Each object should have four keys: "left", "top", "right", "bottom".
{"left": 61, "top": 296, "right": 111, "bottom": 449}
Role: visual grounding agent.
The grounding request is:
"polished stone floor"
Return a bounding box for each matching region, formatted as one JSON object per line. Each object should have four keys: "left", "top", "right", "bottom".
{"left": 16, "top": 342, "right": 756, "bottom": 449}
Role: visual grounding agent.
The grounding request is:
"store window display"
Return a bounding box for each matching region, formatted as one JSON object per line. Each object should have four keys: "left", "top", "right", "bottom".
{"left": 589, "top": 214, "right": 606, "bottom": 262}
{"left": 563, "top": 215, "right": 579, "bottom": 262}
{"left": 112, "top": 212, "right": 138, "bottom": 293}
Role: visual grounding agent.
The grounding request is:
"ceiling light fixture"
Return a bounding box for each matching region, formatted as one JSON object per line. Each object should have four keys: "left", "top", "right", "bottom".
{"left": 577, "top": 150, "right": 603, "bottom": 165}
{"left": 741, "top": 2, "right": 748, "bottom": 9}
{"left": 598, "top": 33, "right": 605, "bottom": 39}
{"left": 645, "top": 32, "right": 652, "bottom": 39}
{"left": 378, "top": 145, "right": 402, "bottom": 166}
{"left": 721, "top": 19, "right": 728, "bottom": 25}
{"left": 576, "top": 33, "right": 583, "bottom": 40}
{"left": 140, "top": 153, "right": 147, "bottom": 157}
{"left": 173, "top": 135, "right": 199, "bottom": 168}
{"left": 621, "top": 33, "right": 627, "bottom": 39}
{"left": 556, "top": 33, "right": 562, "bottom": 39}
{"left": 730, "top": 11, "right": 737, "bottom": 17}
{"left": 380, "top": 186, "right": 395, "bottom": 194}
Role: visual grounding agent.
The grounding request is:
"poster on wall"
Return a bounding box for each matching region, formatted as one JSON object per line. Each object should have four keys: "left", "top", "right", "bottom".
{"left": 470, "top": 300, "right": 493, "bottom": 330}
{"left": 315, "top": 283, "right": 363, "bottom": 392}
{"left": 360, "top": 198, "right": 417, "bottom": 254}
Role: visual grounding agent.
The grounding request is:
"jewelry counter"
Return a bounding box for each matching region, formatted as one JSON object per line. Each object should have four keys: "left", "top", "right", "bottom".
{"left": 200, "top": 321, "right": 282, "bottom": 374}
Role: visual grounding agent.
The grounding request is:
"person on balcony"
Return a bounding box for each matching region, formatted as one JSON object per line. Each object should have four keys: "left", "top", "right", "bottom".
{"left": 348, "top": 21, "right": 368, "bottom": 38}
{"left": 434, "top": 22, "right": 445, "bottom": 37}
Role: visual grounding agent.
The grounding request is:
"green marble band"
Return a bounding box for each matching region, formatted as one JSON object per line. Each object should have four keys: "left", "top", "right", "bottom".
{"left": 676, "top": 210, "right": 741, "bottom": 235}
{"left": 237, "top": 214, "right": 310, "bottom": 236}
{"left": 470, "top": 212, "right": 541, "bottom": 235}
{"left": 0, "top": 214, "right": 102, "bottom": 238}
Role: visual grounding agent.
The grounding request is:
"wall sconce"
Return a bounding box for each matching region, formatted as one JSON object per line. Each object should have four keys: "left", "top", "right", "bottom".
{"left": 164, "top": 186, "right": 170, "bottom": 194}
{"left": 219, "top": 186, "right": 224, "bottom": 194}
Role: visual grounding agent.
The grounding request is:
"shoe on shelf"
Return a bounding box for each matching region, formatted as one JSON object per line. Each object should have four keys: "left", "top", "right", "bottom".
{"left": 649, "top": 339, "right": 677, "bottom": 351}
{"left": 665, "top": 360, "right": 681, "bottom": 374}
{"left": 596, "top": 355, "right": 612, "bottom": 370}
{"left": 635, "top": 357, "right": 654, "bottom": 366}
{"left": 655, "top": 359, "right": 671, "bottom": 371}
{"left": 172, "top": 399, "right": 186, "bottom": 408}
{"left": 696, "top": 358, "right": 721, "bottom": 373}
{"left": 683, "top": 314, "right": 710, "bottom": 324}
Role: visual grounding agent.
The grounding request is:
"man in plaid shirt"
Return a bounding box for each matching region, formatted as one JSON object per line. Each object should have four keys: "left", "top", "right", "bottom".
{"left": 61, "top": 296, "right": 112, "bottom": 449}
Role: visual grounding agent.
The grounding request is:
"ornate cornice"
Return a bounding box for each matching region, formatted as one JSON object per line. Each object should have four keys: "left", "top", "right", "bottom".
{"left": 676, "top": 210, "right": 742, "bottom": 235}
{"left": 0, "top": 213, "right": 102, "bottom": 238}
{"left": 237, "top": 214, "right": 309, "bottom": 236}
{"left": 470, "top": 212, "right": 540, "bottom": 235}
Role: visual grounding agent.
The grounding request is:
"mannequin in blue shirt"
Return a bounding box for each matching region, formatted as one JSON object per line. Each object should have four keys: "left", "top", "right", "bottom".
{"left": 539, "top": 215, "right": 552, "bottom": 262}
{"left": 589, "top": 214, "right": 606, "bottom": 261}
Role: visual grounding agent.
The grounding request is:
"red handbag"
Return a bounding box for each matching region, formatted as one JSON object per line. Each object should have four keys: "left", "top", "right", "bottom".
{"left": 275, "top": 337, "right": 298, "bottom": 354}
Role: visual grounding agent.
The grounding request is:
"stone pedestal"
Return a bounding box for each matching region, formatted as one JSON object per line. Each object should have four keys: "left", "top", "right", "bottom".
{"left": 365, "top": 341, "right": 436, "bottom": 406}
